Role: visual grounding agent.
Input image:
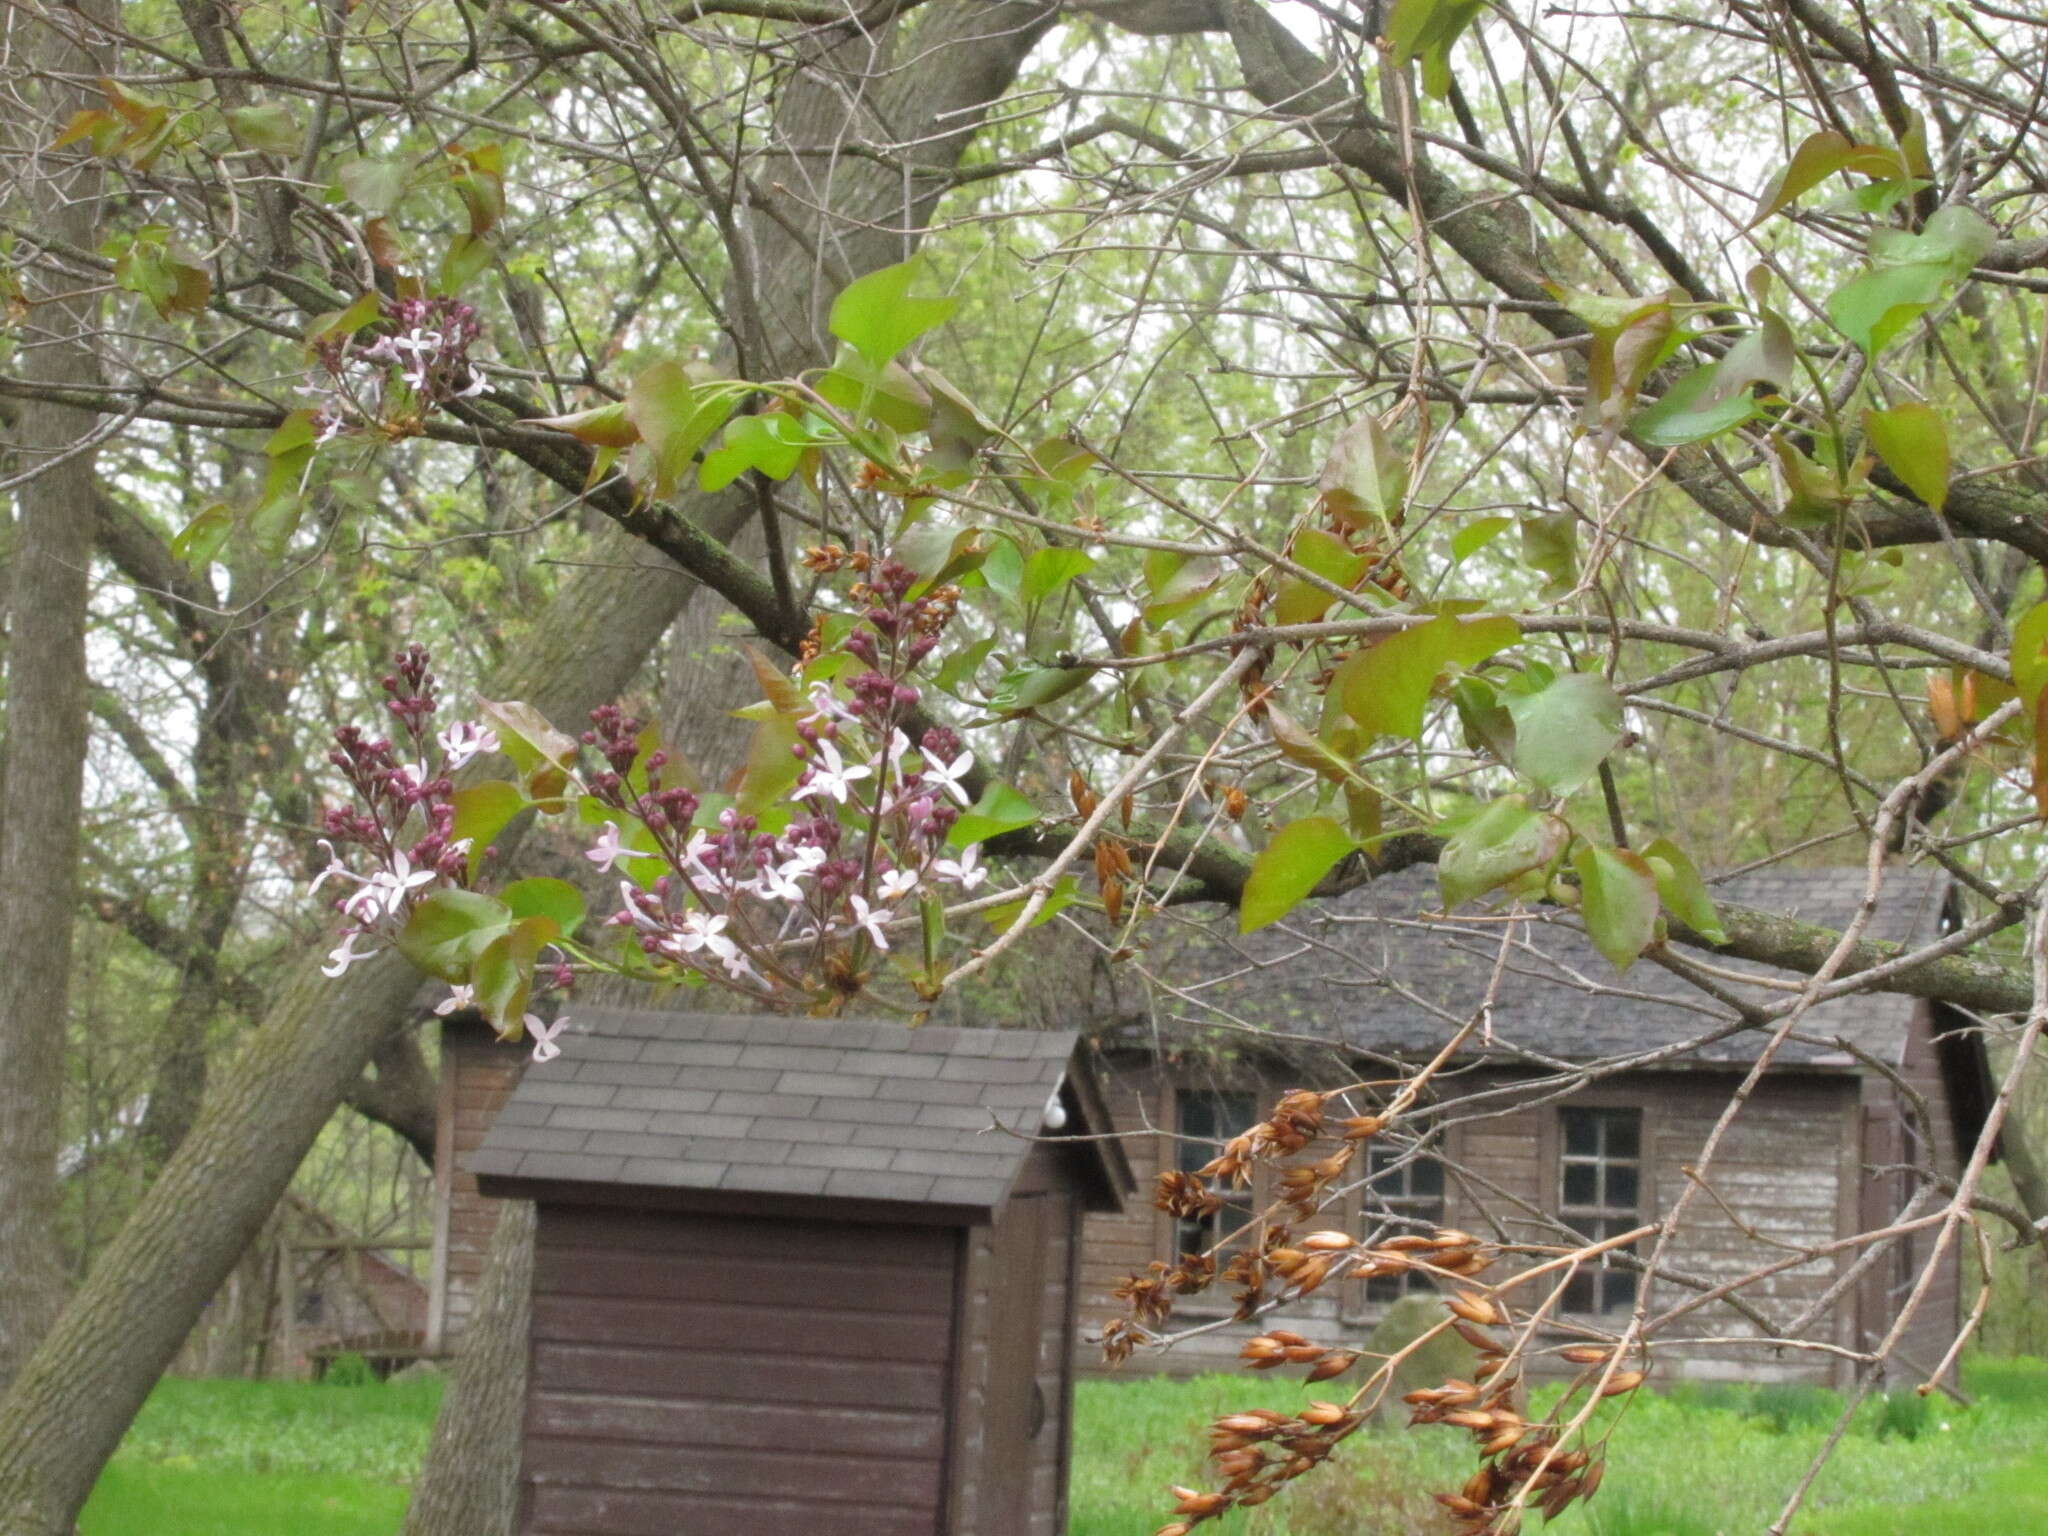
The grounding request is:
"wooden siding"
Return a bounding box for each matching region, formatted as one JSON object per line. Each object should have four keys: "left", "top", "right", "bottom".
{"left": 429, "top": 1025, "right": 527, "bottom": 1351}
{"left": 520, "top": 1205, "right": 958, "bottom": 1536}
{"left": 948, "top": 1141, "right": 1082, "bottom": 1535}
{"left": 1079, "top": 1060, "right": 1872, "bottom": 1386}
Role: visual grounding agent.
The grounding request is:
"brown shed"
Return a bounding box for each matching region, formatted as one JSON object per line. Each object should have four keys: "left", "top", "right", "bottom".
{"left": 470, "top": 1008, "right": 1131, "bottom": 1536}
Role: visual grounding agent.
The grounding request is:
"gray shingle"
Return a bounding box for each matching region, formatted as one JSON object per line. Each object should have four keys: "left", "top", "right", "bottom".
{"left": 775, "top": 1070, "right": 880, "bottom": 1098}
{"left": 549, "top": 1107, "right": 654, "bottom": 1134}
{"left": 467, "top": 1006, "right": 1092, "bottom": 1213}
{"left": 825, "top": 1169, "right": 935, "bottom": 1202}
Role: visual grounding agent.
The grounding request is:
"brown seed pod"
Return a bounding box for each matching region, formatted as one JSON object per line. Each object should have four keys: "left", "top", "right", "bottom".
{"left": 1306, "top": 1349, "right": 1360, "bottom": 1382}
{"left": 1447, "top": 1291, "right": 1506, "bottom": 1327}
{"left": 1561, "top": 1344, "right": 1612, "bottom": 1365}
{"left": 1597, "top": 1370, "right": 1647, "bottom": 1397}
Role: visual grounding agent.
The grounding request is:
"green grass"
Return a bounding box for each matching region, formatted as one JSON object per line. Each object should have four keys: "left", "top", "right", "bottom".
{"left": 80, "top": 1358, "right": 2048, "bottom": 1536}
{"left": 79, "top": 1377, "right": 439, "bottom": 1536}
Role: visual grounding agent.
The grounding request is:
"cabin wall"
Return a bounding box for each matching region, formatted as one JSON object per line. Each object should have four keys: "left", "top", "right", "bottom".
{"left": 1078, "top": 1059, "right": 1865, "bottom": 1386}
{"left": 1858, "top": 1005, "right": 1964, "bottom": 1381}
{"left": 427, "top": 1025, "right": 527, "bottom": 1351}
{"left": 519, "top": 1205, "right": 958, "bottom": 1536}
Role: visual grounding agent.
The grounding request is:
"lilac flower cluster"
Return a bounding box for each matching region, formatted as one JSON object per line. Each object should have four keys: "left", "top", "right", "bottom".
{"left": 308, "top": 646, "right": 509, "bottom": 976}
{"left": 306, "top": 296, "right": 487, "bottom": 443}
{"left": 577, "top": 556, "right": 986, "bottom": 1003}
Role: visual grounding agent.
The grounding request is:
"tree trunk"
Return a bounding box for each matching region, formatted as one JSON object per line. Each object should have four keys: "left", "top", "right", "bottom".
{"left": 0, "top": 0, "right": 113, "bottom": 1392}
{"left": 399, "top": 1202, "right": 535, "bottom": 1536}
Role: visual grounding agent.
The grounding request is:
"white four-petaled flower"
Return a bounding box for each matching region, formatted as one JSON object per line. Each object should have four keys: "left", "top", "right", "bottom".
{"left": 920, "top": 747, "right": 975, "bottom": 806}
{"left": 875, "top": 867, "right": 920, "bottom": 903}
{"left": 437, "top": 720, "right": 501, "bottom": 770}
{"left": 847, "top": 894, "right": 891, "bottom": 951}
{"left": 932, "top": 845, "right": 987, "bottom": 890}
{"left": 586, "top": 821, "right": 658, "bottom": 873}
{"left": 361, "top": 851, "right": 436, "bottom": 916}
{"left": 798, "top": 738, "right": 872, "bottom": 805}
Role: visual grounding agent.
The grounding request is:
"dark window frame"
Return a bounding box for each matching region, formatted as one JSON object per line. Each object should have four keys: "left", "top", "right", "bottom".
{"left": 1169, "top": 1086, "right": 1260, "bottom": 1263}
{"left": 1557, "top": 1105, "right": 1644, "bottom": 1315}
{"left": 1362, "top": 1145, "right": 1447, "bottom": 1303}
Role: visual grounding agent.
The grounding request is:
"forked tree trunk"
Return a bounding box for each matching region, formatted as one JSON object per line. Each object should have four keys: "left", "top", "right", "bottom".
{"left": 399, "top": 1202, "right": 535, "bottom": 1536}
{"left": 0, "top": 0, "right": 113, "bottom": 1392}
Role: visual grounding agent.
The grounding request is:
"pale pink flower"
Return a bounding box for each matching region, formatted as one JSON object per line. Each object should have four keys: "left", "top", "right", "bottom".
{"left": 797, "top": 738, "right": 871, "bottom": 805}
{"left": 361, "top": 851, "right": 436, "bottom": 916}
{"left": 527, "top": 1014, "right": 569, "bottom": 1064}
{"left": 437, "top": 720, "right": 500, "bottom": 770}
{"left": 875, "top": 867, "right": 920, "bottom": 903}
{"left": 434, "top": 984, "right": 477, "bottom": 1016}
{"left": 920, "top": 746, "right": 975, "bottom": 806}
{"left": 321, "top": 931, "right": 375, "bottom": 978}
{"left": 932, "top": 845, "right": 987, "bottom": 891}
{"left": 847, "top": 894, "right": 891, "bottom": 951}
{"left": 586, "top": 821, "right": 658, "bottom": 874}
{"left": 309, "top": 839, "right": 358, "bottom": 896}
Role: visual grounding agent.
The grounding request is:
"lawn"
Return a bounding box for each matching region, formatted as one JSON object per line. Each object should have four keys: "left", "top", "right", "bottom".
{"left": 80, "top": 1358, "right": 2048, "bottom": 1535}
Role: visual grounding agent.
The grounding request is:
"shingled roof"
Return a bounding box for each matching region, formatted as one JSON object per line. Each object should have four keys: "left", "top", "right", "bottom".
{"left": 469, "top": 1009, "right": 1126, "bottom": 1216}
{"left": 1142, "top": 863, "right": 1950, "bottom": 1071}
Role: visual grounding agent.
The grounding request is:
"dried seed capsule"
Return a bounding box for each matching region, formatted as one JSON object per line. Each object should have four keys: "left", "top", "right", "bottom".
{"left": 1447, "top": 1291, "right": 1506, "bottom": 1327}
{"left": 1561, "top": 1344, "right": 1612, "bottom": 1365}
{"left": 1597, "top": 1370, "right": 1647, "bottom": 1397}
{"left": 1300, "top": 1230, "right": 1355, "bottom": 1251}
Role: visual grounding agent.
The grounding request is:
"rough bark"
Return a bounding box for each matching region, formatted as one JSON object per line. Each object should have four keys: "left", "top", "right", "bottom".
{"left": 0, "top": 0, "right": 112, "bottom": 1391}
{"left": 398, "top": 1201, "right": 535, "bottom": 1536}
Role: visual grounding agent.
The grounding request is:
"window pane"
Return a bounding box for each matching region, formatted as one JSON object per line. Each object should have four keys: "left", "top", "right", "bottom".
{"left": 1563, "top": 1162, "right": 1599, "bottom": 1207}
{"left": 1606, "top": 1163, "right": 1639, "bottom": 1211}
{"left": 1177, "top": 1091, "right": 1255, "bottom": 1175}
{"left": 1603, "top": 1267, "right": 1639, "bottom": 1313}
{"left": 1564, "top": 1110, "right": 1600, "bottom": 1156}
{"left": 1605, "top": 1112, "right": 1641, "bottom": 1160}
{"left": 1563, "top": 1271, "right": 1595, "bottom": 1313}
{"left": 1412, "top": 1156, "right": 1445, "bottom": 1197}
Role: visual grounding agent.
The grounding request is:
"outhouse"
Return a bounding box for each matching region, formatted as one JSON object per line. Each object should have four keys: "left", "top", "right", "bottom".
{"left": 470, "top": 1008, "right": 1131, "bottom": 1536}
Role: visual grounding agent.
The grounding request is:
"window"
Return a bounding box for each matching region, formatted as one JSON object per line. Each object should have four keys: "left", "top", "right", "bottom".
{"left": 1558, "top": 1107, "right": 1643, "bottom": 1314}
{"left": 1363, "top": 1146, "right": 1446, "bottom": 1303}
{"left": 1173, "top": 1089, "right": 1258, "bottom": 1259}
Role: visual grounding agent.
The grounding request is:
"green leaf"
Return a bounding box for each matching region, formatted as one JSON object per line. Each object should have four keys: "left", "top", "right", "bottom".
{"left": 1827, "top": 262, "right": 1949, "bottom": 356}
{"left": 450, "top": 780, "right": 526, "bottom": 877}
{"left": 337, "top": 157, "right": 408, "bottom": 215}
{"left": 1337, "top": 614, "right": 1517, "bottom": 742}
{"left": 225, "top": 103, "right": 301, "bottom": 155}
{"left": 1574, "top": 842, "right": 1660, "bottom": 971}
{"left": 1864, "top": 401, "right": 1949, "bottom": 512}
{"left": 626, "top": 362, "right": 734, "bottom": 499}
{"left": 735, "top": 710, "right": 802, "bottom": 815}
{"left": 1438, "top": 796, "right": 1569, "bottom": 908}
{"left": 828, "top": 257, "right": 959, "bottom": 366}
{"left": 437, "top": 233, "right": 496, "bottom": 297}
{"left": 699, "top": 411, "right": 816, "bottom": 491}
{"left": 1502, "top": 671, "right": 1624, "bottom": 796}
{"left": 1630, "top": 362, "right": 1762, "bottom": 447}
{"left": 983, "top": 875, "right": 1076, "bottom": 931}
{"left": 471, "top": 916, "right": 555, "bottom": 1035}
{"left": 1520, "top": 511, "right": 1577, "bottom": 599}
{"left": 1642, "top": 837, "right": 1727, "bottom": 946}
{"left": 1387, "top": 0, "right": 1487, "bottom": 100}
{"left": 1451, "top": 516, "right": 1513, "bottom": 565}
{"left": 985, "top": 664, "right": 1092, "bottom": 716}
{"left": 169, "top": 501, "right": 232, "bottom": 570}
{"left": 1318, "top": 412, "right": 1408, "bottom": 525}
{"left": 1141, "top": 552, "right": 1223, "bottom": 629}
{"left": 1021, "top": 547, "right": 1096, "bottom": 605}
{"left": 475, "top": 698, "right": 579, "bottom": 804}
{"left": 500, "top": 876, "right": 585, "bottom": 937}
{"left": 1752, "top": 130, "right": 1902, "bottom": 224}
{"left": 1452, "top": 676, "right": 1518, "bottom": 765}
{"left": 525, "top": 399, "right": 639, "bottom": 448}
{"left": 2009, "top": 603, "right": 2048, "bottom": 711}
{"left": 817, "top": 348, "right": 932, "bottom": 435}
{"left": 950, "top": 782, "right": 1038, "bottom": 848}
{"left": 1241, "top": 817, "right": 1356, "bottom": 933}
{"left": 396, "top": 889, "right": 513, "bottom": 983}
{"left": 305, "top": 290, "right": 383, "bottom": 351}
